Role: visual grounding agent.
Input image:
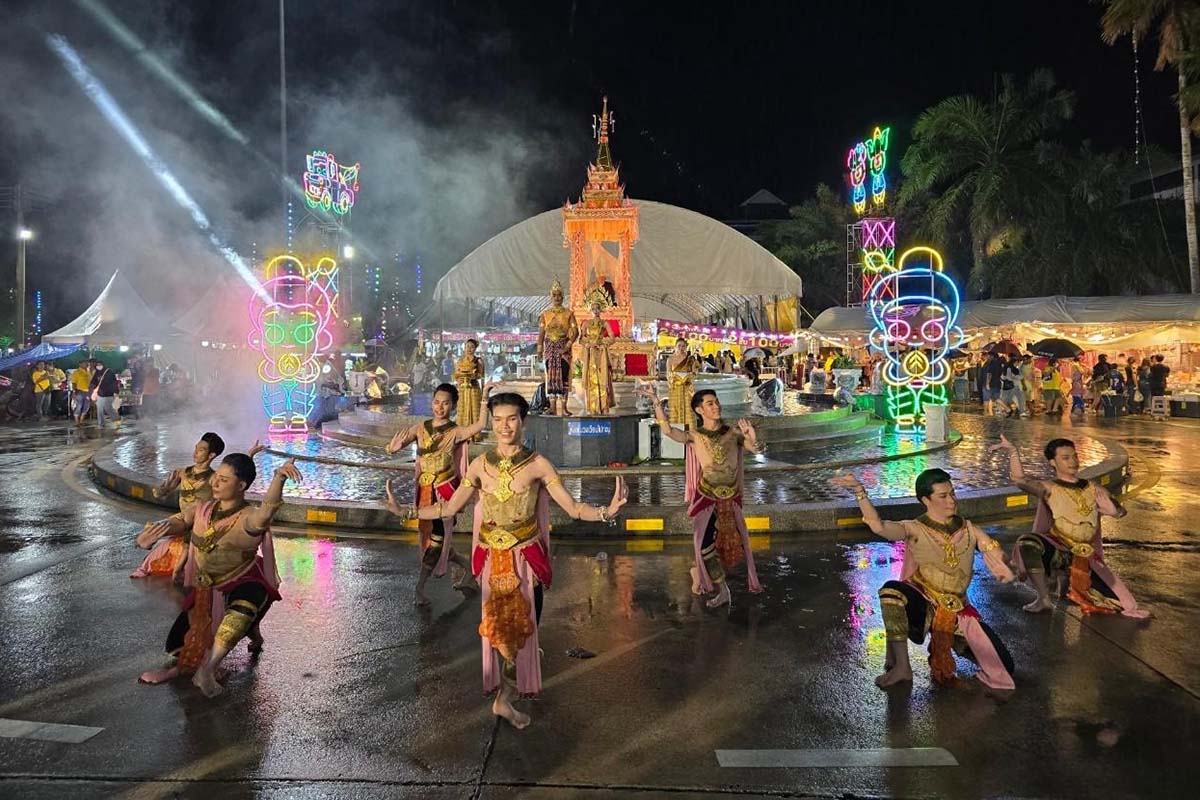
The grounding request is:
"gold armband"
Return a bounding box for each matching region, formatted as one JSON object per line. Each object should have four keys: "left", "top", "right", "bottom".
{"left": 978, "top": 538, "right": 1000, "bottom": 553}
{"left": 544, "top": 475, "right": 563, "bottom": 489}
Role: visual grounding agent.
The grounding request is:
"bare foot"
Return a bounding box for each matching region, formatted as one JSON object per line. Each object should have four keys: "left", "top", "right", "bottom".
{"left": 689, "top": 566, "right": 702, "bottom": 596}
{"left": 492, "top": 686, "right": 530, "bottom": 730}
{"left": 138, "top": 666, "right": 179, "bottom": 684}
{"left": 1023, "top": 597, "right": 1055, "bottom": 614}
{"left": 454, "top": 572, "right": 479, "bottom": 593}
{"left": 874, "top": 665, "right": 914, "bottom": 688}
{"left": 192, "top": 666, "right": 224, "bottom": 697}
{"left": 414, "top": 589, "right": 431, "bottom": 607}
{"left": 129, "top": 567, "right": 149, "bottom": 578}
{"left": 706, "top": 582, "right": 731, "bottom": 608}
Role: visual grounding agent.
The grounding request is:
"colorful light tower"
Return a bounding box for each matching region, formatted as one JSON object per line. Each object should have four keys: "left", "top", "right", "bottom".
{"left": 846, "top": 125, "right": 894, "bottom": 306}
{"left": 866, "top": 246, "right": 963, "bottom": 428}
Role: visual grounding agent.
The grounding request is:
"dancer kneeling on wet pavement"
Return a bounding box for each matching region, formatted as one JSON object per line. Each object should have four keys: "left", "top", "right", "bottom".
{"left": 133, "top": 433, "right": 264, "bottom": 580}
{"left": 831, "top": 469, "right": 1016, "bottom": 691}
{"left": 385, "top": 381, "right": 496, "bottom": 605}
{"left": 640, "top": 386, "right": 764, "bottom": 608}
{"left": 137, "top": 453, "right": 301, "bottom": 697}
{"left": 386, "top": 392, "right": 628, "bottom": 729}
{"left": 992, "top": 435, "right": 1148, "bottom": 618}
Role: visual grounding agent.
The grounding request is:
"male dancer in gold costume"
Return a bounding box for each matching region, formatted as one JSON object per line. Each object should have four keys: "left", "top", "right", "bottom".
{"left": 387, "top": 392, "right": 626, "bottom": 729}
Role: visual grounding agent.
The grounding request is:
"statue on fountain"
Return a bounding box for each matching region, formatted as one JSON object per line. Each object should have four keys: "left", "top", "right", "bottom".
{"left": 579, "top": 302, "right": 615, "bottom": 415}
{"left": 537, "top": 279, "right": 578, "bottom": 417}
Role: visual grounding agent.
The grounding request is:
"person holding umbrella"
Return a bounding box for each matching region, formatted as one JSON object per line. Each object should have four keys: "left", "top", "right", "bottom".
{"left": 981, "top": 351, "right": 1004, "bottom": 416}
{"left": 1041, "top": 358, "right": 1063, "bottom": 415}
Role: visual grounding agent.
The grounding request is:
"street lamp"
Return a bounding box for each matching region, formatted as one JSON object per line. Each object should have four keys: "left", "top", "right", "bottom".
{"left": 18, "top": 228, "right": 33, "bottom": 241}
{"left": 342, "top": 244, "right": 354, "bottom": 259}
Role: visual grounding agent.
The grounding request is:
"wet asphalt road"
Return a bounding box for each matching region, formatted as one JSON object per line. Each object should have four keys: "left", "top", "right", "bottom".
{"left": 0, "top": 416, "right": 1197, "bottom": 799}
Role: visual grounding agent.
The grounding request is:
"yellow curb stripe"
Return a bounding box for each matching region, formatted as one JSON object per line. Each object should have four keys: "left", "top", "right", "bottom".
{"left": 837, "top": 516, "right": 864, "bottom": 527}
{"left": 1006, "top": 494, "right": 1029, "bottom": 508}
{"left": 744, "top": 516, "right": 771, "bottom": 531}
{"left": 626, "top": 538, "right": 664, "bottom": 552}
{"left": 625, "top": 518, "right": 664, "bottom": 532}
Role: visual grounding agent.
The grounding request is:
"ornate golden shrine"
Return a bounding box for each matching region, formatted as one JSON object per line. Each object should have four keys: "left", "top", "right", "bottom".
{"left": 562, "top": 97, "right": 639, "bottom": 337}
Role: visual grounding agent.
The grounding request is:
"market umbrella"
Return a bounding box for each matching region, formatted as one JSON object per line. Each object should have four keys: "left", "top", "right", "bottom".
{"left": 983, "top": 340, "right": 1021, "bottom": 356}
{"left": 742, "top": 347, "right": 767, "bottom": 360}
{"left": 1029, "top": 338, "right": 1082, "bottom": 359}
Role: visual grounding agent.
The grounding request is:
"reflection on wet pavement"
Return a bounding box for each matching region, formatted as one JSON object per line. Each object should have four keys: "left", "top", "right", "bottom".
{"left": 0, "top": 415, "right": 1198, "bottom": 798}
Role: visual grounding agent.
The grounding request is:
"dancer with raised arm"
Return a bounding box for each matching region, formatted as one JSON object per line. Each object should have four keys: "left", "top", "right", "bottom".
{"left": 385, "top": 381, "right": 495, "bottom": 604}
{"left": 640, "top": 386, "right": 763, "bottom": 608}
{"left": 831, "top": 469, "right": 1016, "bottom": 690}
{"left": 386, "top": 392, "right": 627, "bottom": 729}
{"left": 136, "top": 452, "right": 301, "bottom": 696}
{"left": 992, "top": 435, "right": 1147, "bottom": 618}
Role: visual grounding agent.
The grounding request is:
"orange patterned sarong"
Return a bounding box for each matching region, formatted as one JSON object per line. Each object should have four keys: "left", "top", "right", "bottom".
{"left": 176, "top": 588, "right": 213, "bottom": 675}
{"left": 478, "top": 549, "right": 534, "bottom": 662}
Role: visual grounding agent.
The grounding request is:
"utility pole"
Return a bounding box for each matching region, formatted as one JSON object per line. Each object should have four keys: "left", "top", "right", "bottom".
{"left": 0, "top": 183, "right": 47, "bottom": 347}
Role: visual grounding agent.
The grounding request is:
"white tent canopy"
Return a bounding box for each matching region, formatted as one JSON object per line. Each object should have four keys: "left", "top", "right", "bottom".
{"left": 809, "top": 294, "right": 1200, "bottom": 335}
{"left": 43, "top": 270, "right": 181, "bottom": 347}
{"left": 431, "top": 199, "right": 802, "bottom": 322}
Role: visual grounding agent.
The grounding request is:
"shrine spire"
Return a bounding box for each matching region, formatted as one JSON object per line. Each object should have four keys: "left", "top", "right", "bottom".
{"left": 593, "top": 96, "right": 614, "bottom": 170}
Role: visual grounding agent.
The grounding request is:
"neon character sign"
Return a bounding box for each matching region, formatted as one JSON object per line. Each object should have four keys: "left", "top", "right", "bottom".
{"left": 846, "top": 141, "right": 868, "bottom": 215}
{"left": 866, "top": 246, "right": 963, "bottom": 427}
{"left": 865, "top": 126, "right": 889, "bottom": 208}
{"left": 302, "top": 150, "right": 361, "bottom": 215}
{"left": 249, "top": 255, "right": 337, "bottom": 434}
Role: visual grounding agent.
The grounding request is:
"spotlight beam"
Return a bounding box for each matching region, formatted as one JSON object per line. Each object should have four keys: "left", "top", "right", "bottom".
{"left": 72, "top": 0, "right": 376, "bottom": 262}
{"left": 46, "top": 34, "right": 270, "bottom": 302}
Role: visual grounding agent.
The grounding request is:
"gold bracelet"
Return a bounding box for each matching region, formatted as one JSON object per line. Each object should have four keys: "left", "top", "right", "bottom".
{"left": 979, "top": 538, "right": 1000, "bottom": 552}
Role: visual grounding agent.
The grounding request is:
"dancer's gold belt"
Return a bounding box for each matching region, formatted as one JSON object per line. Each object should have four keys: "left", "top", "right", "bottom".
{"left": 418, "top": 466, "right": 456, "bottom": 487}
{"left": 910, "top": 574, "right": 966, "bottom": 613}
{"left": 1049, "top": 525, "right": 1095, "bottom": 557}
{"left": 480, "top": 519, "right": 539, "bottom": 551}
{"left": 699, "top": 479, "right": 737, "bottom": 501}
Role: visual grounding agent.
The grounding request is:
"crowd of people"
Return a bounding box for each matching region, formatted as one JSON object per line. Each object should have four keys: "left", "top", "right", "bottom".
{"left": 971, "top": 350, "right": 1172, "bottom": 419}
{"left": 3, "top": 355, "right": 192, "bottom": 426}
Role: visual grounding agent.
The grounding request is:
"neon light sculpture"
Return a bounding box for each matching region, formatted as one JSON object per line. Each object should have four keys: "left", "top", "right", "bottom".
{"left": 860, "top": 217, "right": 896, "bottom": 302}
{"left": 866, "top": 246, "right": 963, "bottom": 428}
{"left": 846, "top": 141, "right": 868, "bottom": 215}
{"left": 302, "top": 150, "right": 361, "bottom": 215}
{"left": 249, "top": 255, "right": 336, "bottom": 434}
{"left": 866, "top": 126, "right": 890, "bottom": 208}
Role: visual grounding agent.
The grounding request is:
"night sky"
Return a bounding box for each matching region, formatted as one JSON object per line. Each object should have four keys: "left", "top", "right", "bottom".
{"left": 0, "top": 0, "right": 1182, "bottom": 330}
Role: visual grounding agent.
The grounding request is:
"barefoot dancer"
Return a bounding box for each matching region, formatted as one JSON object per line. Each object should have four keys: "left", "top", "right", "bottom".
{"left": 993, "top": 435, "right": 1147, "bottom": 617}
{"left": 641, "top": 386, "right": 763, "bottom": 608}
{"left": 132, "top": 434, "right": 264, "bottom": 579}
{"left": 387, "top": 392, "right": 627, "bottom": 729}
{"left": 385, "top": 381, "right": 495, "bottom": 605}
{"left": 137, "top": 454, "right": 302, "bottom": 697}
{"left": 831, "top": 469, "right": 1016, "bottom": 690}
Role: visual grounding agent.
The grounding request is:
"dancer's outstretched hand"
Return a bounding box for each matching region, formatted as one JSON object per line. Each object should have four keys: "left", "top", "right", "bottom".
{"left": 608, "top": 476, "right": 629, "bottom": 516}
{"left": 635, "top": 384, "right": 659, "bottom": 401}
{"left": 736, "top": 418, "right": 757, "bottom": 442}
{"left": 137, "top": 519, "right": 174, "bottom": 549}
{"left": 384, "top": 478, "right": 411, "bottom": 519}
{"left": 830, "top": 472, "right": 865, "bottom": 493}
{"left": 482, "top": 381, "right": 498, "bottom": 396}
{"left": 274, "top": 459, "right": 302, "bottom": 484}
{"left": 990, "top": 434, "right": 1017, "bottom": 453}
{"left": 247, "top": 439, "right": 265, "bottom": 458}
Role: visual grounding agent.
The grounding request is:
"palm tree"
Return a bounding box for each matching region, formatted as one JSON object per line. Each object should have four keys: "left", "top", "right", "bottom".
{"left": 898, "top": 70, "right": 1075, "bottom": 291}
{"left": 1102, "top": 0, "right": 1200, "bottom": 293}
{"left": 756, "top": 184, "right": 855, "bottom": 314}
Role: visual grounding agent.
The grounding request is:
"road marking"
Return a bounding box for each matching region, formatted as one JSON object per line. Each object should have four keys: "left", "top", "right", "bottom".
{"left": 0, "top": 717, "right": 103, "bottom": 744}
{"left": 716, "top": 747, "right": 958, "bottom": 768}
